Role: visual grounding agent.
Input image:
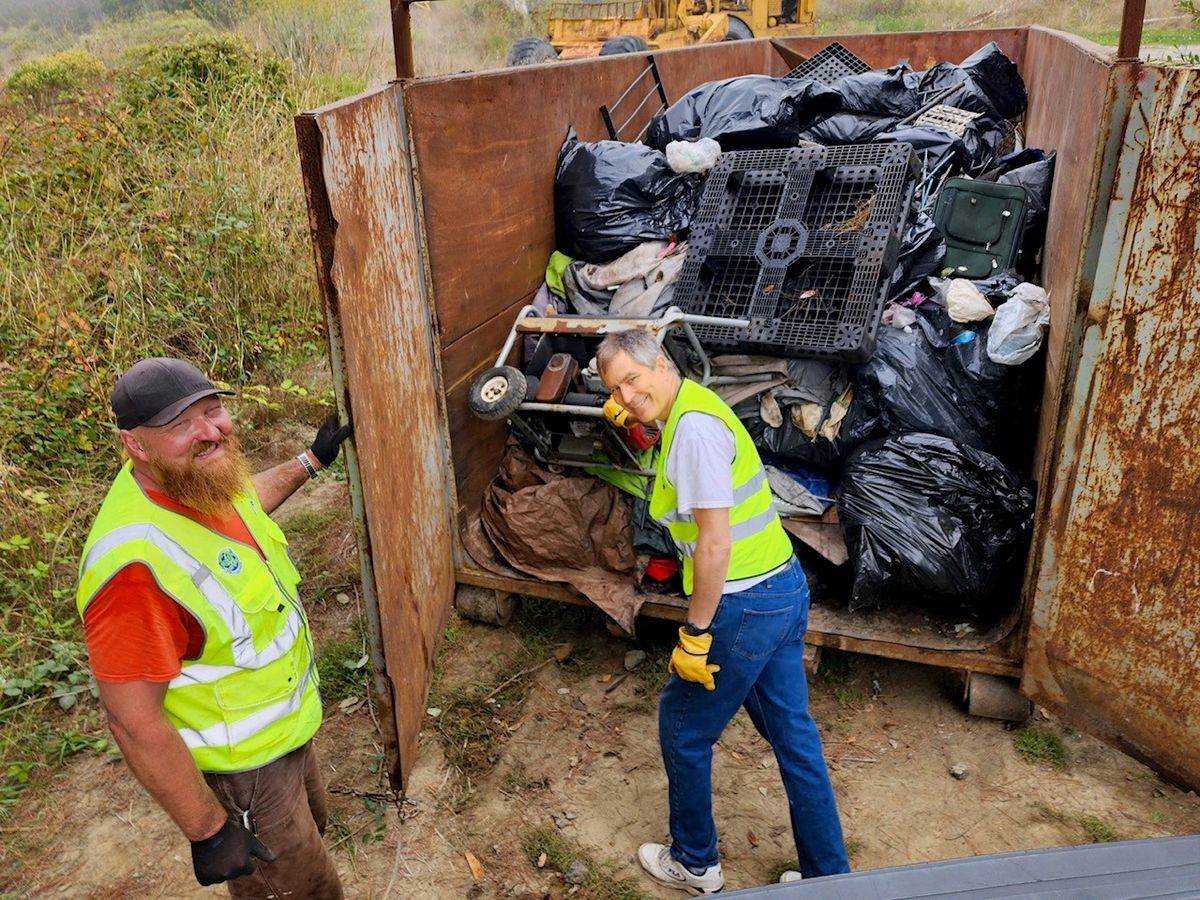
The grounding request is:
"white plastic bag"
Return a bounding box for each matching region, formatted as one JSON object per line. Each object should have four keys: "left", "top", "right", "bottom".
{"left": 665, "top": 138, "right": 721, "bottom": 174}
{"left": 945, "top": 279, "right": 994, "bottom": 323}
{"left": 987, "top": 283, "right": 1050, "bottom": 365}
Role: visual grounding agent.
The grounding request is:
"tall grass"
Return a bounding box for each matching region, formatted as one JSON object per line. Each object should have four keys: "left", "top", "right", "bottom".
{"left": 0, "top": 22, "right": 367, "bottom": 823}
{"left": 814, "top": 0, "right": 1187, "bottom": 35}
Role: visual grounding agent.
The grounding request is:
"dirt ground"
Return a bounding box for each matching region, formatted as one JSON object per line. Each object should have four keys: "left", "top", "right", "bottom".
{"left": 6, "top": 587, "right": 1200, "bottom": 899}
{"left": 5, "top": 476, "right": 1200, "bottom": 899}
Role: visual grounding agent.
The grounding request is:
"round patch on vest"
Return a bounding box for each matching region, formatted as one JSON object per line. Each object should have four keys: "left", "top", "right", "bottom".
{"left": 217, "top": 548, "right": 243, "bottom": 576}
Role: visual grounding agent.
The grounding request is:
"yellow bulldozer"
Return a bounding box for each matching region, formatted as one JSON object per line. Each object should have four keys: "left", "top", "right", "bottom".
{"left": 506, "top": 0, "right": 817, "bottom": 64}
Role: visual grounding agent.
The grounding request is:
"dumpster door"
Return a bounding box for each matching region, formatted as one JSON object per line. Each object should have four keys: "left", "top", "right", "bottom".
{"left": 296, "top": 85, "right": 457, "bottom": 792}
{"left": 1023, "top": 65, "right": 1200, "bottom": 790}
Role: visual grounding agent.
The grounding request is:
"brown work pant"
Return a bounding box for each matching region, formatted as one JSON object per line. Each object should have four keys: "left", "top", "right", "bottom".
{"left": 205, "top": 741, "right": 344, "bottom": 899}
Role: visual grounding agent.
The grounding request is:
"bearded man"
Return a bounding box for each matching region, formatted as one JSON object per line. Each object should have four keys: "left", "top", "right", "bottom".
{"left": 75, "top": 357, "right": 352, "bottom": 898}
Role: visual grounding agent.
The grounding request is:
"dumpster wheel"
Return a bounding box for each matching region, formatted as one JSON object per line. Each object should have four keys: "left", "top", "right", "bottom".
{"left": 468, "top": 366, "right": 527, "bottom": 421}
{"left": 963, "top": 671, "right": 1032, "bottom": 721}
{"left": 456, "top": 584, "right": 519, "bottom": 627}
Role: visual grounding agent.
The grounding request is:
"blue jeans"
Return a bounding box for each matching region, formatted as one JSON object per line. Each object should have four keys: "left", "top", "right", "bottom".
{"left": 659, "top": 558, "right": 850, "bottom": 878}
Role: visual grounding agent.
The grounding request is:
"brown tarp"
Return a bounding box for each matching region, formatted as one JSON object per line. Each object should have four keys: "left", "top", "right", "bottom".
{"left": 481, "top": 445, "right": 643, "bottom": 634}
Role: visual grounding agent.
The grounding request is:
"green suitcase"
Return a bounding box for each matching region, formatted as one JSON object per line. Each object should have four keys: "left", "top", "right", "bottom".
{"left": 933, "top": 177, "right": 1028, "bottom": 279}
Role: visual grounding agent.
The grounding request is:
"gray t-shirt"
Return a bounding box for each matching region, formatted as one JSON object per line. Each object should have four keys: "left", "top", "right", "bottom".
{"left": 662, "top": 412, "right": 787, "bottom": 594}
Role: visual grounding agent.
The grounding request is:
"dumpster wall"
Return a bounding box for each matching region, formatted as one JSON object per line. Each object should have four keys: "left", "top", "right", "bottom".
{"left": 1023, "top": 62, "right": 1200, "bottom": 790}
{"left": 296, "top": 89, "right": 457, "bottom": 788}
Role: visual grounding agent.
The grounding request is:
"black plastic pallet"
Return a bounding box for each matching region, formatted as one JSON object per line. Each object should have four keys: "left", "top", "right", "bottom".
{"left": 673, "top": 144, "right": 919, "bottom": 362}
{"left": 785, "top": 41, "right": 871, "bottom": 84}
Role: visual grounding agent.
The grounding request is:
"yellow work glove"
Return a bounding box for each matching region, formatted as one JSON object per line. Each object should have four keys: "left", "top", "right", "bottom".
{"left": 668, "top": 628, "right": 720, "bottom": 691}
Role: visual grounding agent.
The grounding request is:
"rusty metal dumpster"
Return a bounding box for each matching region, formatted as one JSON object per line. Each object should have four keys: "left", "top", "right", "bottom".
{"left": 293, "top": 29, "right": 1200, "bottom": 794}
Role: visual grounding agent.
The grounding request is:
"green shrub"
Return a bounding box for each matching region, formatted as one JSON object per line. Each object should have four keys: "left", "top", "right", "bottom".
{"left": 76, "top": 11, "right": 219, "bottom": 68}
{"left": 6, "top": 49, "right": 106, "bottom": 109}
{"left": 118, "top": 34, "right": 291, "bottom": 115}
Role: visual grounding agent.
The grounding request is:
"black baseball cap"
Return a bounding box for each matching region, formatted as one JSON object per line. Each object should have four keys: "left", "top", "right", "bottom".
{"left": 111, "top": 357, "right": 234, "bottom": 430}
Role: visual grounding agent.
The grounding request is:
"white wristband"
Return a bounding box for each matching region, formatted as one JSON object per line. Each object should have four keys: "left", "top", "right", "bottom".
{"left": 296, "top": 451, "right": 318, "bottom": 479}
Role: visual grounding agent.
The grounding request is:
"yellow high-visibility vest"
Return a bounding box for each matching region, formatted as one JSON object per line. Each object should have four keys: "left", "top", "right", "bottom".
{"left": 650, "top": 379, "right": 793, "bottom": 595}
{"left": 77, "top": 462, "right": 321, "bottom": 773}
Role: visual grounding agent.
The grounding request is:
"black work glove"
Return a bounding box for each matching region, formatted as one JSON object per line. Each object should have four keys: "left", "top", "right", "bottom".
{"left": 309, "top": 413, "right": 353, "bottom": 467}
{"left": 191, "top": 818, "right": 275, "bottom": 886}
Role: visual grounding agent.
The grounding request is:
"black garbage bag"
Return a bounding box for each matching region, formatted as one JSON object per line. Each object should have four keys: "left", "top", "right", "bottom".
{"left": 917, "top": 43, "right": 1026, "bottom": 121}
{"left": 555, "top": 128, "right": 700, "bottom": 264}
{"left": 856, "top": 316, "right": 987, "bottom": 450}
{"left": 837, "top": 432, "right": 1036, "bottom": 615}
{"left": 960, "top": 113, "right": 1012, "bottom": 173}
{"left": 889, "top": 211, "right": 946, "bottom": 299}
{"left": 632, "top": 496, "right": 675, "bottom": 558}
{"left": 873, "top": 125, "right": 970, "bottom": 176}
{"left": 737, "top": 393, "right": 880, "bottom": 473}
{"left": 801, "top": 111, "right": 897, "bottom": 144}
{"left": 944, "top": 323, "right": 1043, "bottom": 468}
{"left": 830, "top": 65, "right": 922, "bottom": 117}
{"left": 646, "top": 75, "right": 842, "bottom": 151}
{"left": 958, "top": 41, "right": 1027, "bottom": 120}
{"left": 1000, "top": 151, "right": 1056, "bottom": 277}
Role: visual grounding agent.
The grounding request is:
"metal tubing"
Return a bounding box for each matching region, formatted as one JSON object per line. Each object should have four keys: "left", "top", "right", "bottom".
{"left": 518, "top": 402, "right": 607, "bottom": 417}
{"left": 494, "top": 305, "right": 541, "bottom": 366}
{"left": 1117, "top": 0, "right": 1147, "bottom": 61}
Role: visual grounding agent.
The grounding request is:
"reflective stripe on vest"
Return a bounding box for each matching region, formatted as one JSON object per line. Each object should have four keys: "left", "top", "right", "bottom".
{"left": 649, "top": 379, "right": 793, "bottom": 594}
{"left": 178, "top": 668, "right": 314, "bottom": 750}
{"left": 76, "top": 463, "right": 321, "bottom": 772}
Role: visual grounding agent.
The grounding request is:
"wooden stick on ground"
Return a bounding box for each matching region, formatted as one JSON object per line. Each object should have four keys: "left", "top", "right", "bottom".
{"left": 483, "top": 657, "right": 555, "bottom": 702}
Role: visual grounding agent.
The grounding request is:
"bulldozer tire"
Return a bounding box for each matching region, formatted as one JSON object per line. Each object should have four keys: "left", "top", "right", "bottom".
{"left": 506, "top": 37, "right": 558, "bottom": 66}
{"left": 724, "top": 16, "right": 754, "bottom": 39}
{"left": 469, "top": 366, "right": 527, "bottom": 420}
{"left": 599, "top": 36, "right": 649, "bottom": 56}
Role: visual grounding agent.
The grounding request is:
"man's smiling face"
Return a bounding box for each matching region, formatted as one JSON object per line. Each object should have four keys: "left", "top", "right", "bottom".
{"left": 602, "top": 349, "right": 679, "bottom": 425}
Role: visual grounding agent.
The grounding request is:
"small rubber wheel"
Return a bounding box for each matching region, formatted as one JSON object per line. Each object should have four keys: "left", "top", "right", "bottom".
{"left": 724, "top": 16, "right": 754, "bottom": 40}
{"left": 599, "top": 36, "right": 649, "bottom": 56}
{"left": 469, "top": 366, "right": 527, "bottom": 421}
{"left": 506, "top": 37, "right": 558, "bottom": 66}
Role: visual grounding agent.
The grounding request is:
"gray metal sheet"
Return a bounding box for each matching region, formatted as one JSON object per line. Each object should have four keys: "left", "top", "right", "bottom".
{"left": 727, "top": 835, "right": 1200, "bottom": 898}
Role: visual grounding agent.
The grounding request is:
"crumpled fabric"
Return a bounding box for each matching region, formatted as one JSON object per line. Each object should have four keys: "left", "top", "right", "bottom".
{"left": 767, "top": 465, "right": 826, "bottom": 516}
{"left": 482, "top": 445, "right": 644, "bottom": 634}
{"left": 562, "top": 261, "right": 611, "bottom": 315}
{"left": 708, "top": 354, "right": 790, "bottom": 407}
{"left": 709, "top": 355, "right": 843, "bottom": 411}
{"left": 559, "top": 240, "right": 689, "bottom": 318}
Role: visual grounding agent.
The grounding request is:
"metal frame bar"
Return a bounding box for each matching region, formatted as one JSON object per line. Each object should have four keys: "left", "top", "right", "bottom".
{"left": 600, "top": 55, "right": 670, "bottom": 142}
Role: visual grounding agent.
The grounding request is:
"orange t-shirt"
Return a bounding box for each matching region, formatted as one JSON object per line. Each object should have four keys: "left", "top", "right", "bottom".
{"left": 83, "top": 487, "right": 265, "bottom": 684}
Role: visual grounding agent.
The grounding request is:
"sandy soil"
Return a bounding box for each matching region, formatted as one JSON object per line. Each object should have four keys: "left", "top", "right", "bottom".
{"left": 5, "top": 600, "right": 1200, "bottom": 899}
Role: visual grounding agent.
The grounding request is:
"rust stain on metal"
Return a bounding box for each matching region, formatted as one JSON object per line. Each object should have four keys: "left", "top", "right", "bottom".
{"left": 1025, "top": 65, "right": 1200, "bottom": 789}
{"left": 515, "top": 317, "right": 671, "bottom": 335}
{"left": 302, "top": 85, "right": 456, "bottom": 792}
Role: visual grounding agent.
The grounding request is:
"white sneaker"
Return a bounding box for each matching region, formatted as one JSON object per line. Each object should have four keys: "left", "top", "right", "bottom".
{"left": 636, "top": 842, "right": 725, "bottom": 894}
{"left": 779, "top": 870, "right": 803, "bottom": 883}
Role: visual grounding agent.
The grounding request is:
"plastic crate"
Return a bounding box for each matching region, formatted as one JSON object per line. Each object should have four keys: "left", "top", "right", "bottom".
{"left": 913, "top": 104, "right": 983, "bottom": 137}
{"left": 785, "top": 42, "right": 871, "bottom": 84}
{"left": 673, "top": 144, "right": 920, "bottom": 362}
